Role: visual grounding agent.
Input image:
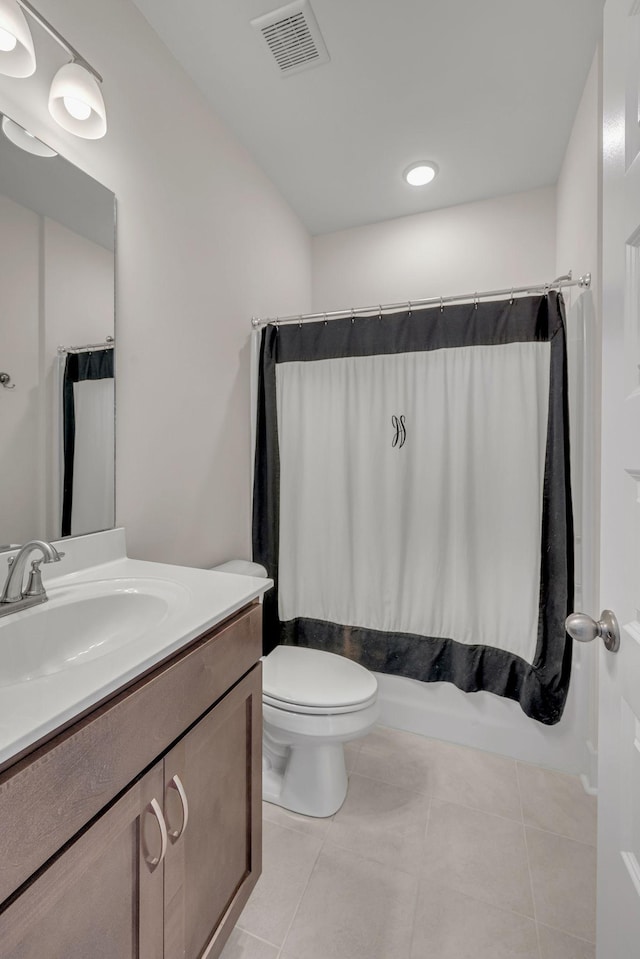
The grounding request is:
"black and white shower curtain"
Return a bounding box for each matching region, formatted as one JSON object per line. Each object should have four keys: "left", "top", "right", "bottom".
{"left": 61, "top": 348, "right": 114, "bottom": 537}
{"left": 253, "top": 293, "right": 573, "bottom": 724}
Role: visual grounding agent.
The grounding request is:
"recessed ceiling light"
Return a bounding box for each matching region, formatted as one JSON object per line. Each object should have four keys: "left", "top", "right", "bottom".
{"left": 404, "top": 162, "right": 438, "bottom": 187}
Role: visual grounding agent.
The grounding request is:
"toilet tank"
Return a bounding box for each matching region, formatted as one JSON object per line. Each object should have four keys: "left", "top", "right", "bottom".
{"left": 211, "top": 560, "right": 268, "bottom": 578}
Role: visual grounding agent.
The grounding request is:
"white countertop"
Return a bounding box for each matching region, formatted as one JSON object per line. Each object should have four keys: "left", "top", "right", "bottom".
{"left": 0, "top": 530, "right": 272, "bottom": 767}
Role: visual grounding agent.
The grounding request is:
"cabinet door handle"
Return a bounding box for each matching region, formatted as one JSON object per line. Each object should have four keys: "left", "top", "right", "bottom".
{"left": 167, "top": 774, "right": 190, "bottom": 841}
{"left": 143, "top": 797, "right": 168, "bottom": 869}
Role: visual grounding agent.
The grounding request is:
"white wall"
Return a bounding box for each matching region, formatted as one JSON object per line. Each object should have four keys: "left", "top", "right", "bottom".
{"left": 555, "top": 50, "right": 602, "bottom": 791}
{"left": 312, "top": 186, "right": 556, "bottom": 310}
{"left": 0, "top": 0, "right": 312, "bottom": 567}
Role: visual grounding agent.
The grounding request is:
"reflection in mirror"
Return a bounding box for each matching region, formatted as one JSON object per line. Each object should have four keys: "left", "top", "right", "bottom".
{"left": 0, "top": 114, "right": 115, "bottom": 551}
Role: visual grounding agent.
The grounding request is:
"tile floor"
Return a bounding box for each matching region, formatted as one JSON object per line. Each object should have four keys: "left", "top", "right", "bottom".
{"left": 220, "top": 725, "right": 597, "bottom": 959}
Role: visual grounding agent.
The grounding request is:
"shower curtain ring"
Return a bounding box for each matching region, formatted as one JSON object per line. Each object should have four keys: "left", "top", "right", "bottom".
{"left": 324, "top": 313, "right": 328, "bottom": 326}
{"left": 474, "top": 293, "right": 478, "bottom": 310}
{"left": 440, "top": 297, "right": 444, "bottom": 313}
{"left": 350, "top": 308, "right": 355, "bottom": 324}
{"left": 378, "top": 305, "right": 383, "bottom": 320}
{"left": 407, "top": 300, "right": 412, "bottom": 317}
{"left": 510, "top": 289, "right": 514, "bottom": 305}
{"left": 298, "top": 314, "right": 303, "bottom": 329}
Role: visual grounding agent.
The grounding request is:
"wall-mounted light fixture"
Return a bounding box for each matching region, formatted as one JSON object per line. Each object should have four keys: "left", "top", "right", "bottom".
{"left": 0, "top": 0, "right": 35, "bottom": 76}
{"left": 1, "top": 113, "right": 57, "bottom": 155}
{"left": 0, "top": 0, "right": 106, "bottom": 139}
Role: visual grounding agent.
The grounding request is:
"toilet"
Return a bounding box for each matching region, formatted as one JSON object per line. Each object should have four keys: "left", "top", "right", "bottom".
{"left": 211, "top": 560, "right": 379, "bottom": 818}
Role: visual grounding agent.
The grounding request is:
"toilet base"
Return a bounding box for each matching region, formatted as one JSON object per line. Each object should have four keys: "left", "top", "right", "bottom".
{"left": 263, "top": 735, "right": 348, "bottom": 818}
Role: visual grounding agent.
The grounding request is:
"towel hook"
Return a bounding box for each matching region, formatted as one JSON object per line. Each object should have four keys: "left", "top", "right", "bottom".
{"left": 0, "top": 372, "right": 15, "bottom": 390}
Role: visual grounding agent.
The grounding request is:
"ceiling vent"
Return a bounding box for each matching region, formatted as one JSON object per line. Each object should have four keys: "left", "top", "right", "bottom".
{"left": 251, "top": 1, "right": 330, "bottom": 77}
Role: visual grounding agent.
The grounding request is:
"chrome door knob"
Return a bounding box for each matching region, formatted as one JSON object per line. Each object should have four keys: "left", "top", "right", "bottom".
{"left": 565, "top": 610, "right": 620, "bottom": 652}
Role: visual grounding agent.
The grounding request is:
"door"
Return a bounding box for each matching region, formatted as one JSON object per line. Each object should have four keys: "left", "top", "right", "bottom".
{"left": 598, "top": 0, "right": 640, "bottom": 954}
{"left": 163, "top": 665, "right": 262, "bottom": 959}
{"left": 0, "top": 762, "right": 165, "bottom": 959}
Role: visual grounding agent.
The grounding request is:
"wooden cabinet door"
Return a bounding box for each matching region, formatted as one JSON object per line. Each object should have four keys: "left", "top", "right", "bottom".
{"left": 0, "top": 762, "right": 165, "bottom": 959}
{"left": 164, "top": 664, "right": 262, "bottom": 959}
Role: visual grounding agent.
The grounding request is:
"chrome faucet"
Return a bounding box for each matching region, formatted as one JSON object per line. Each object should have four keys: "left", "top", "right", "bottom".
{"left": 0, "top": 541, "right": 65, "bottom": 617}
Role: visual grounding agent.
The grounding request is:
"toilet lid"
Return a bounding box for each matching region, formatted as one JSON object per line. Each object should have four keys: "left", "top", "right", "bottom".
{"left": 262, "top": 645, "right": 378, "bottom": 710}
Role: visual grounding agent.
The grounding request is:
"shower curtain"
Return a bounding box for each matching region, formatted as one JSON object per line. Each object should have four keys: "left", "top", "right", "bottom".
{"left": 253, "top": 292, "right": 573, "bottom": 724}
{"left": 61, "top": 348, "right": 114, "bottom": 537}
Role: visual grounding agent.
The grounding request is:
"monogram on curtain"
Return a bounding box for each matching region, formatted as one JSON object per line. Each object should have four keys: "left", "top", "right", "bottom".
{"left": 253, "top": 293, "right": 573, "bottom": 724}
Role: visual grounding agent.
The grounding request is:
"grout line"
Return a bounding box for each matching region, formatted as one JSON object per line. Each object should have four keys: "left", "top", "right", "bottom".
{"left": 322, "top": 777, "right": 433, "bottom": 880}
{"left": 320, "top": 839, "right": 427, "bottom": 882}
{"left": 351, "top": 762, "right": 592, "bottom": 840}
{"left": 235, "top": 929, "right": 283, "bottom": 951}
{"left": 536, "top": 921, "right": 596, "bottom": 946}
{"left": 406, "top": 792, "right": 434, "bottom": 958}
{"left": 275, "top": 813, "right": 327, "bottom": 956}
{"left": 232, "top": 921, "right": 282, "bottom": 951}
{"left": 346, "top": 766, "right": 432, "bottom": 798}
{"left": 346, "top": 768, "right": 431, "bottom": 797}
{"left": 423, "top": 790, "right": 433, "bottom": 841}
{"left": 353, "top": 752, "right": 529, "bottom": 826}
{"left": 518, "top": 763, "right": 543, "bottom": 959}
{"left": 515, "top": 760, "right": 598, "bottom": 845}
{"left": 422, "top": 873, "right": 539, "bottom": 925}
{"left": 524, "top": 822, "right": 597, "bottom": 849}
{"left": 426, "top": 794, "right": 524, "bottom": 826}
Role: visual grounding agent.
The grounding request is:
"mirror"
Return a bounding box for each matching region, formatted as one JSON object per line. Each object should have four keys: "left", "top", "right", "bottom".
{"left": 0, "top": 115, "right": 115, "bottom": 551}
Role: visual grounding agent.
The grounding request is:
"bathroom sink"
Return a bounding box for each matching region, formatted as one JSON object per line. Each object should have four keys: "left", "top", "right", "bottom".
{"left": 0, "top": 578, "right": 190, "bottom": 687}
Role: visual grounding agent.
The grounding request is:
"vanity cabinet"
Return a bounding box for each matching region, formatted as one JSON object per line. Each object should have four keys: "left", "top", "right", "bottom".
{"left": 0, "top": 603, "right": 263, "bottom": 959}
{"left": 1, "top": 761, "right": 165, "bottom": 959}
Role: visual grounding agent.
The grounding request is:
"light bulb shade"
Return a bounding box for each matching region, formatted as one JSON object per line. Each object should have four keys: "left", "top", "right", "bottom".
{"left": 0, "top": 0, "right": 35, "bottom": 77}
{"left": 48, "top": 62, "right": 106, "bottom": 139}
{"left": 1, "top": 115, "right": 57, "bottom": 156}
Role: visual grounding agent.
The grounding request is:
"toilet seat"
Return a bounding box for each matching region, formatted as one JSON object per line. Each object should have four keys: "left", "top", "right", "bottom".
{"left": 263, "top": 691, "right": 378, "bottom": 715}
{"left": 262, "top": 645, "right": 378, "bottom": 713}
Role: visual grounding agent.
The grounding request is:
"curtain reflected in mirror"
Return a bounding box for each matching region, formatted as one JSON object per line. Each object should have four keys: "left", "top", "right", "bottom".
{"left": 0, "top": 113, "right": 115, "bottom": 549}
{"left": 61, "top": 346, "right": 115, "bottom": 537}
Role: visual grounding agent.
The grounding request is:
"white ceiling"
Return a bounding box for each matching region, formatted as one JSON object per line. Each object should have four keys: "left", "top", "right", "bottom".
{"left": 132, "top": 0, "right": 604, "bottom": 236}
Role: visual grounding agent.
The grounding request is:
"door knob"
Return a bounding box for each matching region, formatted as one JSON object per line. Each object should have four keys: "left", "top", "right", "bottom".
{"left": 565, "top": 610, "right": 620, "bottom": 652}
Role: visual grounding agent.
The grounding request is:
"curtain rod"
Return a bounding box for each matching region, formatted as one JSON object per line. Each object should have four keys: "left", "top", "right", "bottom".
{"left": 250, "top": 271, "right": 591, "bottom": 329}
{"left": 57, "top": 337, "right": 114, "bottom": 355}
